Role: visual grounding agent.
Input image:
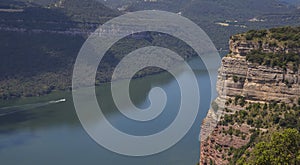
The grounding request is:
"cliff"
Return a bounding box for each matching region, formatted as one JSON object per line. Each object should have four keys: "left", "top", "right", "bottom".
{"left": 200, "top": 26, "right": 300, "bottom": 165}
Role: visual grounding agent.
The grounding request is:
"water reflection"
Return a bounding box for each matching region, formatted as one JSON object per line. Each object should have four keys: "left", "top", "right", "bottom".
{"left": 0, "top": 57, "right": 216, "bottom": 165}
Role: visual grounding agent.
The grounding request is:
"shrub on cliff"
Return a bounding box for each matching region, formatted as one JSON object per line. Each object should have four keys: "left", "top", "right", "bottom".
{"left": 241, "top": 26, "right": 300, "bottom": 45}
{"left": 244, "top": 29, "right": 268, "bottom": 40}
{"left": 246, "top": 51, "right": 300, "bottom": 71}
{"left": 246, "top": 129, "right": 300, "bottom": 165}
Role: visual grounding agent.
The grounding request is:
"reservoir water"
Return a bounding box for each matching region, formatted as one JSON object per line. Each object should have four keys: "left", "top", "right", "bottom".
{"left": 0, "top": 57, "right": 218, "bottom": 165}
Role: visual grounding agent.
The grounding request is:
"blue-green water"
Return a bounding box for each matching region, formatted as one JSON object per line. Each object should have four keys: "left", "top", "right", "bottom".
{"left": 0, "top": 57, "right": 217, "bottom": 165}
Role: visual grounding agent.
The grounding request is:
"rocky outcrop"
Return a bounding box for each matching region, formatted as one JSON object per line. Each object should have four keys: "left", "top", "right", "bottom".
{"left": 199, "top": 36, "right": 300, "bottom": 165}
{"left": 229, "top": 38, "right": 300, "bottom": 55}
{"left": 217, "top": 55, "right": 300, "bottom": 104}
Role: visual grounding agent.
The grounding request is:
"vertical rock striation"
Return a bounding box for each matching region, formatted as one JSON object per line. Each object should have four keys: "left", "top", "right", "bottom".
{"left": 200, "top": 27, "right": 300, "bottom": 164}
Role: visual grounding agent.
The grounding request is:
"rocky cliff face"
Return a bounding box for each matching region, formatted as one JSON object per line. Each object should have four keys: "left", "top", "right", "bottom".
{"left": 229, "top": 38, "right": 300, "bottom": 55}
{"left": 199, "top": 34, "right": 300, "bottom": 164}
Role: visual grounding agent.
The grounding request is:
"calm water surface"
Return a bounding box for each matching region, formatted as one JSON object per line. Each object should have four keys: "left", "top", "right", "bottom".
{"left": 0, "top": 57, "right": 218, "bottom": 165}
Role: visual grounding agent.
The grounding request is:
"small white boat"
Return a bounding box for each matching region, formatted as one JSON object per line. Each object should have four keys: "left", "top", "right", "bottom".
{"left": 50, "top": 99, "right": 66, "bottom": 104}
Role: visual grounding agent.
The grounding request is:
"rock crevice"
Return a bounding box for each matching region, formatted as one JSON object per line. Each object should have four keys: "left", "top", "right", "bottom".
{"left": 200, "top": 35, "right": 300, "bottom": 165}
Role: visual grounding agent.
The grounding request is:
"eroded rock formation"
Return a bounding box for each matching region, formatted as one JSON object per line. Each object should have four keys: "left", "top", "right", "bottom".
{"left": 200, "top": 35, "right": 300, "bottom": 165}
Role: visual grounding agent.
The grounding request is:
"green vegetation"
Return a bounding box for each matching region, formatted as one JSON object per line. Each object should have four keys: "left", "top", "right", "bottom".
{"left": 244, "top": 29, "right": 268, "bottom": 40}
{"left": 1, "top": 0, "right": 300, "bottom": 100}
{"left": 232, "top": 130, "right": 259, "bottom": 164}
{"left": 237, "top": 26, "right": 300, "bottom": 72}
{"left": 0, "top": 0, "right": 197, "bottom": 99}
{"left": 246, "top": 50, "right": 300, "bottom": 72}
{"left": 241, "top": 129, "right": 300, "bottom": 164}
{"left": 221, "top": 97, "right": 300, "bottom": 164}
{"left": 234, "top": 95, "right": 246, "bottom": 107}
{"left": 232, "top": 75, "right": 239, "bottom": 83}
{"left": 225, "top": 101, "right": 300, "bottom": 130}
{"left": 270, "top": 26, "right": 300, "bottom": 44}
{"left": 241, "top": 26, "right": 300, "bottom": 47}
{"left": 0, "top": 30, "right": 196, "bottom": 99}
{"left": 222, "top": 126, "right": 246, "bottom": 137}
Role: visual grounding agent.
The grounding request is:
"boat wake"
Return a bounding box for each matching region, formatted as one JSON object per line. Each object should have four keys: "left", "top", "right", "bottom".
{"left": 0, "top": 98, "right": 66, "bottom": 117}
{"left": 49, "top": 99, "right": 66, "bottom": 104}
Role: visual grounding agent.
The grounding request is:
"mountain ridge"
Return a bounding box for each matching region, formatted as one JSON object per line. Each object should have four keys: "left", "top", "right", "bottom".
{"left": 1, "top": 0, "right": 300, "bottom": 99}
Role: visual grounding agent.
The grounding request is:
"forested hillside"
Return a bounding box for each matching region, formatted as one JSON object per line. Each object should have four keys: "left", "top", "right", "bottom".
{"left": 0, "top": 0, "right": 119, "bottom": 99}
{"left": 280, "top": 0, "right": 300, "bottom": 7}
{"left": 101, "top": 0, "right": 300, "bottom": 50}
{"left": 0, "top": 0, "right": 196, "bottom": 99}
{"left": 1, "top": 0, "right": 300, "bottom": 99}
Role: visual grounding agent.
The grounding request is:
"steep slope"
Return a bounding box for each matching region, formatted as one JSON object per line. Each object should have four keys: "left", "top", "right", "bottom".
{"left": 0, "top": 0, "right": 196, "bottom": 99}
{"left": 1, "top": 0, "right": 300, "bottom": 99}
{"left": 6, "top": 0, "right": 120, "bottom": 22}
{"left": 101, "top": 0, "right": 291, "bottom": 15}
{"left": 200, "top": 26, "right": 300, "bottom": 164}
{"left": 0, "top": 0, "right": 119, "bottom": 98}
{"left": 280, "top": 0, "right": 300, "bottom": 7}
{"left": 100, "top": 0, "right": 300, "bottom": 50}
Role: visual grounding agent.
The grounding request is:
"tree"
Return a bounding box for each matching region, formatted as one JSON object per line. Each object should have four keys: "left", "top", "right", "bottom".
{"left": 248, "top": 129, "right": 300, "bottom": 165}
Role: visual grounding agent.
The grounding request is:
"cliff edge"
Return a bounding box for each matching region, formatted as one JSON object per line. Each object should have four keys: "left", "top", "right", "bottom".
{"left": 200, "top": 26, "right": 300, "bottom": 165}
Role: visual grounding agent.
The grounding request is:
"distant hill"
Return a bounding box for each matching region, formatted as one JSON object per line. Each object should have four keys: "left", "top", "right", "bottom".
{"left": 100, "top": 0, "right": 300, "bottom": 49}
{"left": 0, "top": 0, "right": 120, "bottom": 99}
{"left": 0, "top": 0, "right": 300, "bottom": 99}
{"left": 101, "top": 0, "right": 293, "bottom": 17}
{"left": 0, "top": 0, "right": 194, "bottom": 99}
{"left": 280, "top": 0, "right": 300, "bottom": 7}
{"left": 4, "top": 0, "right": 120, "bottom": 23}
